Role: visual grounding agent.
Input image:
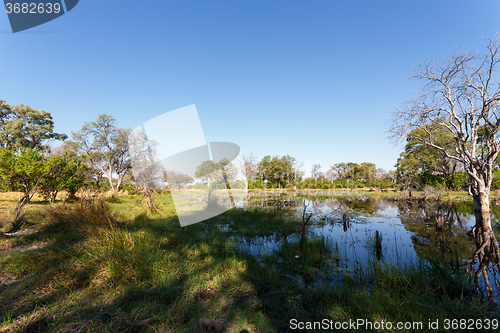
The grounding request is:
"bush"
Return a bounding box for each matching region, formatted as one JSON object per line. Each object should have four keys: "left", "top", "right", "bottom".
{"left": 120, "top": 181, "right": 139, "bottom": 194}
{"left": 248, "top": 180, "right": 263, "bottom": 189}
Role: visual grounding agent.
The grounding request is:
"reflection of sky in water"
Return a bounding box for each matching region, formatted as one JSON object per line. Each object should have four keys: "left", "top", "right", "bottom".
{"left": 232, "top": 235, "right": 280, "bottom": 259}
{"left": 237, "top": 199, "right": 425, "bottom": 265}
{"left": 314, "top": 215, "right": 419, "bottom": 267}
{"left": 235, "top": 195, "right": 498, "bottom": 301}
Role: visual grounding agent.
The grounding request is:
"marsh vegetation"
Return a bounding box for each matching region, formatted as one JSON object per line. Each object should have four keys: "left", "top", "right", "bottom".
{"left": 1, "top": 189, "right": 499, "bottom": 332}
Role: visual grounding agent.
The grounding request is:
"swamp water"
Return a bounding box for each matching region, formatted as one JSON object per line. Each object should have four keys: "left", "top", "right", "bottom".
{"left": 231, "top": 191, "right": 500, "bottom": 301}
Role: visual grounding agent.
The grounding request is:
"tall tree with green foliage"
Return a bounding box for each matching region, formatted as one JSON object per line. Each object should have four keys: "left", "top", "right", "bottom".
{"left": 395, "top": 126, "right": 466, "bottom": 191}
{"left": 68, "top": 114, "right": 131, "bottom": 191}
{"left": 257, "top": 155, "right": 296, "bottom": 188}
{"left": 331, "top": 162, "right": 348, "bottom": 180}
{"left": 359, "top": 162, "right": 377, "bottom": 182}
{"left": 0, "top": 99, "right": 67, "bottom": 149}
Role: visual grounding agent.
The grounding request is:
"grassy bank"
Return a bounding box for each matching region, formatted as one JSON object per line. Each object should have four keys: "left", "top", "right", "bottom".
{"left": 247, "top": 187, "right": 475, "bottom": 203}
{"left": 0, "top": 191, "right": 497, "bottom": 332}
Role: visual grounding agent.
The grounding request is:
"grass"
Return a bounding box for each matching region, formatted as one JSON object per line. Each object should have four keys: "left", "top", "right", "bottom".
{"left": 0, "top": 190, "right": 498, "bottom": 332}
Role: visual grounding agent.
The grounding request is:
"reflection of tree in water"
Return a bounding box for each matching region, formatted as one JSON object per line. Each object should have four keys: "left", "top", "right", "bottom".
{"left": 246, "top": 191, "right": 302, "bottom": 213}
{"left": 467, "top": 212, "right": 500, "bottom": 303}
{"left": 343, "top": 197, "right": 380, "bottom": 213}
{"left": 399, "top": 199, "right": 500, "bottom": 302}
{"left": 486, "top": 204, "right": 500, "bottom": 235}
{"left": 398, "top": 201, "right": 474, "bottom": 266}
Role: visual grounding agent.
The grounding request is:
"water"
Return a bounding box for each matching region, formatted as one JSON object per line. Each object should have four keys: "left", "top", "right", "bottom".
{"left": 235, "top": 191, "right": 500, "bottom": 300}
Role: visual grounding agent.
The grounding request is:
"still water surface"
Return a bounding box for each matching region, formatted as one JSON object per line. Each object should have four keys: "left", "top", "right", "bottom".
{"left": 234, "top": 192, "right": 500, "bottom": 299}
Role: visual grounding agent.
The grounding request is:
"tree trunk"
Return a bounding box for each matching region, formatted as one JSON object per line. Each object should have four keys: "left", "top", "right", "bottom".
{"left": 471, "top": 175, "right": 490, "bottom": 212}
{"left": 116, "top": 173, "right": 124, "bottom": 191}
{"left": 49, "top": 190, "right": 58, "bottom": 203}
{"left": 107, "top": 175, "right": 114, "bottom": 190}
{"left": 107, "top": 165, "right": 115, "bottom": 190}
{"left": 473, "top": 192, "right": 490, "bottom": 213}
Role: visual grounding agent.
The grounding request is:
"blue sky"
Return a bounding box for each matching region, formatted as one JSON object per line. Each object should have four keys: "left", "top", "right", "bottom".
{"left": 1, "top": 0, "right": 500, "bottom": 175}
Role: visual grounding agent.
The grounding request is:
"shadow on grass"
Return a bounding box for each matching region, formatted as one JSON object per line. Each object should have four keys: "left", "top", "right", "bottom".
{"left": 1, "top": 195, "right": 498, "bottom": 332}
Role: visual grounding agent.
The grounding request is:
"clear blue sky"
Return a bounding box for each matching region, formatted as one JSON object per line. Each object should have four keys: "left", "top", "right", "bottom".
{"left": 1, "top": 0, "right": 499, "bottom": 175}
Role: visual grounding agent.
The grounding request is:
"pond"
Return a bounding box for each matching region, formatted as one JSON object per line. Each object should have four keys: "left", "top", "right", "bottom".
{"left": 234, "top": 191, "right": 500, "bottom": 301}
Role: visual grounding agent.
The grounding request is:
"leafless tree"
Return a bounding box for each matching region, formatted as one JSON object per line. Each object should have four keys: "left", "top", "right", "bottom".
{"left": 325, "top": 166, "right": 336, "bottom": 182}
{"left": 238, "top": 152, "right": 258, "bottom": 181}
{"left": 390, "top": 36, "right": 500, "bottom": 214}
{"left": 291, "top": 158, "right": 304, "bottom": 182}
{"left": 311, "top": 164, "right": 322, "bottom": 181}
{"left": 390, "top": 36, "right": 500, "bottom": 297}
{"left": 128, "top": 129, "right": 163, "bottom": 213}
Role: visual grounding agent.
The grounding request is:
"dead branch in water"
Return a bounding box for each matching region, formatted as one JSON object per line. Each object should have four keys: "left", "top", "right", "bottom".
{"left": 300, "top": 200, "right": 313, "bottom": 252}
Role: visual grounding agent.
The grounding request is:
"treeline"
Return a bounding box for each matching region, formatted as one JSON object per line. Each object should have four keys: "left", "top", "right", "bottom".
{"left": 5, "top": 98, "right": 497, "bottom": 202}
{"left": 0, "top": 99, "right": 399, "bottom": 201}
{"left": 239, "top": 153, "right": 395, "bottom": 190}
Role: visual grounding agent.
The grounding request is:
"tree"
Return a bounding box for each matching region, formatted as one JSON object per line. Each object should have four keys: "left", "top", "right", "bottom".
{"left": 390, "top": 37, "right": 500, "bottom": 213}
{"left": 395, "top": 151, "right": 422, "bottom": 196}
{"left": 390, "top": 37, "right": 500, "bottom": 293}
{"left": 359, "top": 162, "right": 377, "bottom": 182}
{"left": 395, "top": 126, "right": 466, "bottom": 190}
{"left": 1, "top": 99, "right": 12, "bottom": 126}
{"left": 163, "top": 170, "right": 193, "bottom": 189}
{"left": 346, "top": 162, "right": 360, "bottom": 190}
{"left": 291, "top": 158, "right": 304, "bottom": 182}
{"left": 0, "top": 148, "right": 47, "bottom": 228}
{"left": 238, "top": 152, "right": 258, "bottom": 181}
{"left": 196, "top": 160, "right": 224, "bottom": 185}
{"left": 69, "top": 114, "right": 131, "bottom": 191}
{"left": 128, "top": 128, "right": 163, "bottom": 213}
{"left": 257, "top": 155, "right": 296, "bottom": 188}
{"left": 311, "top": 164, "right": 322, "bottom": 180}
{"left": 0, "top": 100, "right": 67, "bottom": 149}
{"left": 331, "top": 163, "right": 348, "bottom": 181}
{"left": 39, "top": 151, "right": 89, "bottom": 202}
{"left": 195, "top": 160, "right": 225, "bottom": 207}
{"left": 0, "top": 148, "right": 45, "bottom": 200}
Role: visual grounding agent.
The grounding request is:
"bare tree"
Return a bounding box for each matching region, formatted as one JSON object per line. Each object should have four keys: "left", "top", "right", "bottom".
{"left": 390, "top": 36, "right": 500, "bottom": 213}
{"left": 325, "top": 166, "right": 336, "bottom": 182}
{"left": 128, "top": 129, "right": 163, "bottom": 213}
{"left": 390, "top": 37, "right": 500, "bottom": 296}
{"left": 291, "top": 158, "right": 304, "bottom": 182}
{"left": 239, "top": 152, "right": 258, "bottom": 182}
{"left": 311, "top": 164, "right": 322, "bottom": 181}
{"left": 163, "top": 170, "right": 192, "bottom": 190}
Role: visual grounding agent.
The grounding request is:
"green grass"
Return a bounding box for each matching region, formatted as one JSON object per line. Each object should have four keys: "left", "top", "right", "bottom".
{"left": 0, "top": 191, "right": 498, "bottom": 332}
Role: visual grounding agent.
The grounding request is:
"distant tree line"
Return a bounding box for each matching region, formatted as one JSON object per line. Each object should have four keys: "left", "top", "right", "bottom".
{"left": 2, "top": 97, "right": 490, "bottom": 209}
{"left": 239, "top": 153, "right": 395, "bottom": 190}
